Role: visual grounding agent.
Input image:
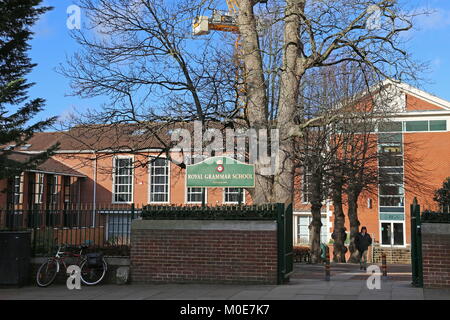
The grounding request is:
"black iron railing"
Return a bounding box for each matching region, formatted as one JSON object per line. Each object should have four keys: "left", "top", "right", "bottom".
{"left": 0, "top": 203, "right": 142, "bottom": 257}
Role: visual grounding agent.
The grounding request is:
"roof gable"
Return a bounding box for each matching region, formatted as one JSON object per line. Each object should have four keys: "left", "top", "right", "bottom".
{"left": 388, "top": 81, "right": 450, "bottom": 111}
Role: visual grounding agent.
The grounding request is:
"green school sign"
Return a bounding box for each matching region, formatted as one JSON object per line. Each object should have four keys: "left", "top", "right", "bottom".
{"left": 186, "top": 156, "right": 255, "bottom": 188}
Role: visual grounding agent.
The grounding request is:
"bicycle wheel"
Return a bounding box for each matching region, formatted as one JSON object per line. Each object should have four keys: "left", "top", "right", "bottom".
{"left": 36, "top": 259, "right": 59, "bottom": 287}
{"left": 80, "top": 259, "right": 107, "bottom": 285}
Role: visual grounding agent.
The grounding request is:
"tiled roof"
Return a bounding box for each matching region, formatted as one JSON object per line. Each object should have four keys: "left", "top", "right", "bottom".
{"left": 1, "top": 122, "right": 237, "bottom": 153}
{"left": 3, "top": 151, "right": 86, "bottom": 177}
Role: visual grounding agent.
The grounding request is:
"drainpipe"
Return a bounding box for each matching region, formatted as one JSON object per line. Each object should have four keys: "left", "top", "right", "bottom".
{"left": 92, "top": 152, "right": 97, "bottom": 227}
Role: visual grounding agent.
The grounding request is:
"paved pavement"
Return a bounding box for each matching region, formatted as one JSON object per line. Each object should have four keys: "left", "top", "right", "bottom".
{"left": 1, "top": 263, "right": 449, "bottom": 300}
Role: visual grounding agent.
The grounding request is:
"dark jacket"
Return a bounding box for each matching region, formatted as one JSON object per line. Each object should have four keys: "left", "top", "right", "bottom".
{"left": 355, "top": 233, "right": 372, "bottom": 252}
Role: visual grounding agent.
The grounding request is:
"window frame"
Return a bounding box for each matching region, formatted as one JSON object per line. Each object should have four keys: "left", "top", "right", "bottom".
{"left": 47, "top": 175, "right": 60, "bottom": 205}
{"left": 186, "top": 187, "right": 207, "bottom": 204}
{"left": 379, "top": 220, "right": 406, "bottom": 247}
{"left": 9, "top": 173, "right": 24, "bottom": 205}
{"left": 295, "top": 214, "right": 328, "bottom": 245}
{"left": 148, "top": 157, "right": 170, "bottom": 204}
{"left": 34, "top": 173, "right": 44, "bottom": 205}
{"left": 112, "top": 156, "right": 134, "bottom": 204}
{"left": 223, "top": 188, "right": 246, "bottom": 204}
{"left": 301, "top": 167, "right": 312, "bottom": 204}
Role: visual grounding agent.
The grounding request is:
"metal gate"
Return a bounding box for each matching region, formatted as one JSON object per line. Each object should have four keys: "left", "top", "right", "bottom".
{"left": 277, "top": 203, "right": 294, "bottom": 284}
{"left": 410, "top": 197, "right": 423, "bottom": 287}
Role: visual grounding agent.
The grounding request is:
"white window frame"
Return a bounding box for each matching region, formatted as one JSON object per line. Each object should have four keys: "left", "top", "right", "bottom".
{"left": 223, "top": 188, "right": 246, "bottom": 204}
{"left": 379, "top": 220, "right": 406, "bottom": 248}
{"left": 148, "top": 157, "right": 170, "bottom": 204}
{"left": 112, "top": 156, "right": 134, "bottom": 204}
{"left": 48, "top": 175, "right": 60, "bottom": 205}
{"left": 12, "top": 173, "right": 24, "bottom": 205}
{"left": 294, "top": 213, "right": 329, "bottom": 246}
{"left": 184, "top": 155, "right": 207, "bottom": 204}
{"left": 186, "top": 186, "right": 207, "bottom": 204}
{"left": 301, "top": 167, "right": 312, "bottom": 204}
{"left": 34, "top": 173, "right": 44, "bottom": 204}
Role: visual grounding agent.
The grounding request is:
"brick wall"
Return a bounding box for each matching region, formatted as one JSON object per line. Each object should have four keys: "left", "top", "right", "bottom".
{"left": 422, "top": 223, "right": 450, "bottom": 288}
{"left": 372, "top": 246, "right": 411, "bottom": 264}
{"left": 130, "top": 220, "right": 278, "bottom": 284}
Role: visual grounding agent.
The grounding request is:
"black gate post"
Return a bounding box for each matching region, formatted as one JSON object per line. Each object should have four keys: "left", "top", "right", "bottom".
{"left": 411, "top": 197, "right": 423, "bottom": 287}
{"left": 276, "top": 203, "right": 294, "bottom": 285}
{"left": 276, "top": 203, "right": 285, "bottom": 285}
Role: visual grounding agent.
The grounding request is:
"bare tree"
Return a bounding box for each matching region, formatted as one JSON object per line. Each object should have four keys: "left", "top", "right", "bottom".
{"left": 59, "top": 1, "right": 425, "bottom": 254}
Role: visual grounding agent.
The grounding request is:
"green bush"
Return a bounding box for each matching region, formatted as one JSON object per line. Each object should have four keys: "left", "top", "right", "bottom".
{"left": 141, "top": 204, "right": 280, "bottom": 221}
{"left": 422, "top": 210, "right": 450, "bottom": 224}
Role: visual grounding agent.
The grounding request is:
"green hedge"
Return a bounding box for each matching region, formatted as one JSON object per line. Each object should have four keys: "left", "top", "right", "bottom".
{"left": 141, "top": 204, "right": 281, "bottom": 221}
{"left": 422, "top": 211, "right": 450, "bottom": 223}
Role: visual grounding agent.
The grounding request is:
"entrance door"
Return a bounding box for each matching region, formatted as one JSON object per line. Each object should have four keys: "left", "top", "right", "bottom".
{"left": 381, "top": 222, "right": 404, "bottom": 246}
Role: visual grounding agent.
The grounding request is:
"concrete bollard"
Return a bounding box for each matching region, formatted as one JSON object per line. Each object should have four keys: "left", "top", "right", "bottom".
{"left": 325, "top": 252, "right": 331, "bottom": 281}
{"left": 116, "top": 266, "right": 130, "bottom": 285}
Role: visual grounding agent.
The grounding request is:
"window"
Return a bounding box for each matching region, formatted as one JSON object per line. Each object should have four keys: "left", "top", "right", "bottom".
{"left": 113, "top": 157, "right": 133, "bottom": 203}
{"left": 405, "top": 121, "right": 428, "bottom": 132}
{"left": 63, "top": 176, "right": 71, "bottom": 203}
{"left": 378, "top": 122, "right": 403, "bottom": 133}
{"left": 403, "top": 120, "right": 448, "bottom": 132}
{"left": 34, "top": 173, "right": 44, "bottom": 204}
{"left": 301, "top": 167, "right": 312, "bottom": 203}
{"left": 379, "top": 185, "right": 404, "bottom": 196}
{"left": 380, "top": 197, "right": 404, "bottom": 207}
{"left": 149, "top": 158, "right": 169, "bottom": 203}
{"left": 107, "top": 214, "right": 131, "bottom": 245}
{"left": 224, "top": 188, "right": 245, "bottom": 204}
{"left": 381, "top": 222, "right": 404, "bottom": 246}
{"left": 378, "top": 133, "right": 402, "bottom": 144}
{"left": 430, "top": 120, "right": 447, "bottom": 131}
{"left": 47, "top": 175, "right": 60, "bottom": 205}
{"left": 378, "top": 143, "right": 403, "bottom": 167}
{"left": 296, "top": 215, "right": 328, "bottom": 245}
{"left": 379, "top": 173, "right": 403, "bottom": 185}
{"left": 187, "top": 187, "right": 206, "bottom": 203}
{"left": 10, "top": 174, "right": 24, "bottom": 205}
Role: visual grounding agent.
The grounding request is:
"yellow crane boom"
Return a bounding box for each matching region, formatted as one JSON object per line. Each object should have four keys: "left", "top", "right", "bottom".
{"left": 192, "top": 1, "right": 268, "bottom": 116}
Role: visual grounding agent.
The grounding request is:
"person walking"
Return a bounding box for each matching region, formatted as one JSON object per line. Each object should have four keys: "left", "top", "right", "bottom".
{"left": 355, "top": 227, "right": 372, "bottom": 271}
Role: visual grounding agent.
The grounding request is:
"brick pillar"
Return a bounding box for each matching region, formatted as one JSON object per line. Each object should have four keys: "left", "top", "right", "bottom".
{"left": 422, "top": 223, "right": 450, "bottom": 288}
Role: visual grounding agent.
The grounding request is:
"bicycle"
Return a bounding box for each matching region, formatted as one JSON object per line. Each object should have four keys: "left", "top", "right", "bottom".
{"left": 36, "top": 244, "right": 108, "bottom": 287}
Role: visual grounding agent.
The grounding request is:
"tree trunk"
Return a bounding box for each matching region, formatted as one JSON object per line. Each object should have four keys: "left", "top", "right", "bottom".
{"left": 237, "top": 0, "right": 306, "bottom": 206}
{"left": 236, "top": 0, "right": 273, "bottom": 204}
{"left": 332, "top": 177, "right": 346, "bottom": 263}
{"left": 347, "top": 187, "right": 362, "bottom": 263}
{"left": 272, "top": 0, "right": 305, "bottom": 206}
{"left": 310, "top": 202, "right": 323, "bottom": 263}
{"left": 309, "top": 169, "right": 323, "bottom": 264}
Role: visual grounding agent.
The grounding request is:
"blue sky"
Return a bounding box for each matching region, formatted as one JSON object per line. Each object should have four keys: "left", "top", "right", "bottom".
{"left": 26, "top": 0, "right": 450, "bottom": 124}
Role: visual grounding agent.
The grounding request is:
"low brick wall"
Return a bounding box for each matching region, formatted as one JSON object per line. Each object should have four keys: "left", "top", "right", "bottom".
{"left": 130, "top": 220, "right": 278, "bottom": 284}
{"left": 372, "top": 246, "right": 411, "bottom": 264}
{"left": 422, "top": 223, "right": 450, "bottom": 288}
